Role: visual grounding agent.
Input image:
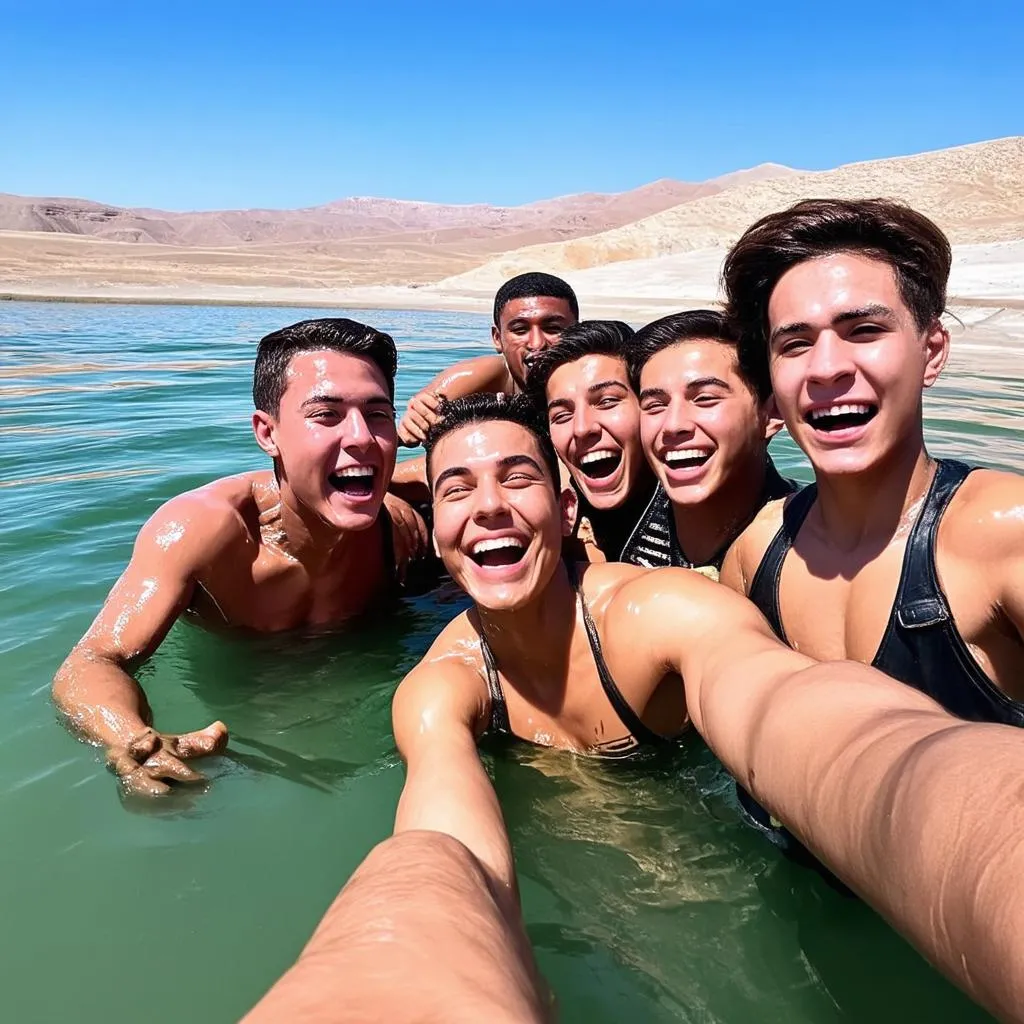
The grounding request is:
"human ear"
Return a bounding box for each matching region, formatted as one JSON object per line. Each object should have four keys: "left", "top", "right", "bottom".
{"left": 252, "top": 411, "right": 279, "bottom": 458}
{"left": 491, "top": 323, "right": 502, "bottom": 355}
{"left": 761, "top": 394, "right": 785, "bottom": 441}
{"left": 559, "top": 485, "right": 579, "bottom": 537}
{"left": 922, "top": 319, "right": 950, "bottom": 388}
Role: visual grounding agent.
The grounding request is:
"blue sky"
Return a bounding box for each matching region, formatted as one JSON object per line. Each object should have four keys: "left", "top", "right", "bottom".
{"left": 1, "top": 0, "right": 1021, "bottom": 210}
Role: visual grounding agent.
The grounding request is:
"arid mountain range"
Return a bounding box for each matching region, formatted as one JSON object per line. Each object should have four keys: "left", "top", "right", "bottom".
{"left": 0, "top": 139, "right": 1021, "bottom": 309}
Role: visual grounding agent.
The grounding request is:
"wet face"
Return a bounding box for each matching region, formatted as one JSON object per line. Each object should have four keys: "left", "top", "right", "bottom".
{"left": 253, "top": 350, "right": 398, "bottom": 531}
{"left": 639, "top": 340, "right": 768, "bottom": 507}
{"left": 492, "top": 296, "right": 577, "bottom": 389}
{"left": 767, "top": 253, "right": 948, "bottom": 477}
{"left": 430, "top": 420, "right": 570, "bottom": 612}
{"left": 545, "top": 353, "right": 644, "bottom": 510}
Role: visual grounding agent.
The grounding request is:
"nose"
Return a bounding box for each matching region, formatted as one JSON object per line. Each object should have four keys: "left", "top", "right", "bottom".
{"left": 571, "top": 403, "right": 600, "bottom": 446}
{"left": 526, "top": 325, "right": 548, "bottom": 351}
{"left": 662, "top": 396, "right": 696, "bottom": 439}
{"left": 806, "top": 331, "right": 856, "bottom": 386}
{"left": 341, "top": 407, "right": 373, "bottom": 449}
{"left": 471, "top": 474, "right": 510, "bottom": 522}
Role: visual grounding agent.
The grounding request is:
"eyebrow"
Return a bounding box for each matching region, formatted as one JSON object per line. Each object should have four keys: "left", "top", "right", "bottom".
{"left": 301, "top": 393, "right": 395, "bottom": 410}
{"left": 686, "top": 375, "right": 730, "bottom": 392}
{"left": 432, "top": 453, "right": 546, "bottom": 494}
{"left": 770, "top": 304, "right": 896, "bottom": 345}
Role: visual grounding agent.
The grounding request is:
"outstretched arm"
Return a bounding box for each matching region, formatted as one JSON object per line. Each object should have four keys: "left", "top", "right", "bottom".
{"left": 399, "top": 354, "right": 511, "bottom": 446}
{"left": 52, "top": 498, "right": 228, "bottom": 794}
{"left": 632, "top": 568, "right": 1024, "bottom": 1021}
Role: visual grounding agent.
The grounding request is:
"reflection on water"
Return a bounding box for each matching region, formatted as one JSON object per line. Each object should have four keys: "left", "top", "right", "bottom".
{"left": 3, "top": 301, "right": 1018, "bottom": 1024}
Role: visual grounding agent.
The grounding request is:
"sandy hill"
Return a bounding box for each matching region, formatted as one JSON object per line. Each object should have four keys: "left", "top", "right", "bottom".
{"left": 0, "top": 165, "right": 796, "bottom": 251}
{"left": 437, "top": 138, "right": 1024, "bottom": 290}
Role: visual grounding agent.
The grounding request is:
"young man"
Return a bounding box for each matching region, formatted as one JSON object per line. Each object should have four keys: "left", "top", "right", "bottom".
{"left": 53, "top": 317, "right": 427, "bottom": 796}
{"left": 720, "top": 199, "right": 1024, "bottom": 724}
{"left": 626, "top": 310, "right": 794, "bottom": 573}
{"left": 397, "top": 271, "right": 578, "bottom": 446}
{"left": 375, "top": 394, "right": 1024, "bottom": 1022}
{"left": 524, "top": 320, "right": 660, "bottom": 561}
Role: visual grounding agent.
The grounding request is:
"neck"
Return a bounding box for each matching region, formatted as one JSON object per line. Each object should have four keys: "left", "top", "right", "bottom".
{"left": 671, "top": 453, "right": 769, "bottom": 566}
{"left": 476, "top": 562, "right": 578, "bottom": 703}
{"left": 259, "top": 475, "right": 363, "bottom": 570}
{"left": 813, "top": 436, "right": 934, "bottom": 552}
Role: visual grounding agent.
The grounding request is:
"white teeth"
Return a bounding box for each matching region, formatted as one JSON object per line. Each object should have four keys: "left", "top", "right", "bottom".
{"left": 665, "top": 449, "right": 712, "bottom": 464}
{"left": 336, "top": 466, "right": 374, "bottom": 478}
{"left": 471, "top": 537, "right": 524, "bottom": 555}
{"left": 580, "top": 450, "right": 618, "bottom": 465}
{"left": 808, "top": 403, "right": 871, "bottom": 422}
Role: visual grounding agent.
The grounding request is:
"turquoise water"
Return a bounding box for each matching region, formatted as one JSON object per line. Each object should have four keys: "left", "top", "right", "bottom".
{"left": 3, "top": 300, "right": 1020, "bottom": 1023}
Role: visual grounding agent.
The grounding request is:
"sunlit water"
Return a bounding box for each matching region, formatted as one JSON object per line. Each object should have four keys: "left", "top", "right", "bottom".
{"left": 3, "top": 300, "right": 1021, "bottom": 1023}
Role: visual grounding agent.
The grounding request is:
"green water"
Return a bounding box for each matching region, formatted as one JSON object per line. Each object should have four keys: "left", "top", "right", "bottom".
{"left": 3, "top": 300, "right": 1021, "bottom": 1023}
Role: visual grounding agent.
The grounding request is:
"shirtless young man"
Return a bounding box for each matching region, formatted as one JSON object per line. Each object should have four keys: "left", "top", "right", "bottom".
{"left": 53, "top": 317, "right": 426, "bottom": 796}
{"left": 367, "top": 393, "right": 1024, "bottom": 1022}
{"left": 720, "top": 199, "right": 1024, "bottom": 726}
{"left": 626, "top": 310, "right": 794, "bottom": 574}
{"left": 396, "top": 272, "right": 578, "bottom": 447}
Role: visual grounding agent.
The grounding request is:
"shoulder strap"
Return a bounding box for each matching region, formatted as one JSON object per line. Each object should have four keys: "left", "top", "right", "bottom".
{"left": 747, "top": 484, "right": 817, "bottom": 637}
{"left": 478, "top": 632, "right": 512, "bottom": 735}
{"left": 378, "top": 506, "right": 398, "bottom": 585}
{"left": 895, "top": 460, "right": 974, "bottom": 629}
{"left": 569, "top": 564, "right": 671, "bottom": 746}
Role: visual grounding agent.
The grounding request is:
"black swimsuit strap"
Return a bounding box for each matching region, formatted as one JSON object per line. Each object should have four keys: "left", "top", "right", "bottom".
{"left": 479, "top": 631, "right": 512, "bottom": 735}
{"left": 566, "top": 562, "right": 672, "bottom": 747}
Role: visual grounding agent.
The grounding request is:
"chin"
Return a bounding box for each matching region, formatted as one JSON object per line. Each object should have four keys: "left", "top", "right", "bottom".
{"left": 320, "top": 500, "right": 382, "bottom": 532}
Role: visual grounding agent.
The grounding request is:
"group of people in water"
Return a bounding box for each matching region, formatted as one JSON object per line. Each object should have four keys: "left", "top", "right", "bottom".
{"left": 52, "top": 198, "right": 1024, "bottom": 1021}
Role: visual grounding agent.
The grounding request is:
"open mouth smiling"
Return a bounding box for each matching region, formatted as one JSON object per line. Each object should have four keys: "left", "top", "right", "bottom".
{"left": 662, "top": 448, "right": 713, "bottom": 470}
{"left": 328, "top": 465, "right": 376, "bottom": 497}
{"left": 576, "top": 449, "right": 622, "bottom": 480}
{"left": 805, "top": 403, "right": 879, "bottom": 432}
{"left": 469, "top": 536, "right": 527, "bottom": 568}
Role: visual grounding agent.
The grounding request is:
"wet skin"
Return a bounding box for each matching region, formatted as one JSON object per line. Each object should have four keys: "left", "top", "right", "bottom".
{"left": 721, "top": 253, "right": 1024, "bottom": 700}
{"left": 52, "top": 350, "right": 425, "bottom": 795}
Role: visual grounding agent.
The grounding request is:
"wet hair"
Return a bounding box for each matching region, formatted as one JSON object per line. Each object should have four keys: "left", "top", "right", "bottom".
{"left": 423, "top": 393, "right": 561, "bottom": 491}
{"left": 628, "top": 309, "right": 770, "bottom": 401}
{"left": 253, "top": 317, "right": 399, "bottom": 415}
{"left": 524, "top": 320, "right": 635, "bottom": 410}
{"left": 493, "top": 272, "right": 580, "bottom": 326}
{"left": 722, "top": 198, "right": 952, "bottom": 389}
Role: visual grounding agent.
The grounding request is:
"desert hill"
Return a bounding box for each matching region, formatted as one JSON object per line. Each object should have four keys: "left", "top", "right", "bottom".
{"left": 438, "top": 137, "right": 1024, "bottom": 290}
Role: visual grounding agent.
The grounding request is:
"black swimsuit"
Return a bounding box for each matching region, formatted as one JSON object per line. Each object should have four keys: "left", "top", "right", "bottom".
{"left": 621, "top": 458, "right": 796, "bottom": 570}
{"left": 478, "top": 563, "right": 680, "bottom": 756}
{"left": 740, "top": 458, "right": 1024, "bottom": 854}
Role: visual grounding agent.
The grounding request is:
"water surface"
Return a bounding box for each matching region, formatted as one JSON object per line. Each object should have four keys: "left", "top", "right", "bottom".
{"left": 2, "top": 301, "right": 1019, "bottom": 1022}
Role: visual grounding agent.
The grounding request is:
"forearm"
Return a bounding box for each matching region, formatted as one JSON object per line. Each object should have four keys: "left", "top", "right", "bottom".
{"left": 707, "top": 660, "right": 1024, "bottom": 1021}
{"left": 395, "top": 743, "right": 518, "bottom": 901}
{"left": 389, "top": 455, "right": 430, "bottom": 504}
{"left": 243, "top": 831, "right": 547, "bottom": 1024}
{"left": 429, "top": 355, "right": 510, "bottom": 399}
{"left": 52, "top": 649, "right": 153, "bottom": 747}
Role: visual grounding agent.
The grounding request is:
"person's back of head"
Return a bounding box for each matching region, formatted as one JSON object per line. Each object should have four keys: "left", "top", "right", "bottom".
{"left": 493, "top": 272, "right": 580, "bottom": 326}
{"left": 253, "top": 317, "right": 399, "bottom": 415}
{"left": 722, "top": 198, "right": 951, "bottom": 385}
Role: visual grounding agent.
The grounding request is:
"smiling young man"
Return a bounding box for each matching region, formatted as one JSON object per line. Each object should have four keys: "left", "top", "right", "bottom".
{"left": 720, "top": 198, "right": 1024, "bottom": 726}
{"left": 625, "top": 310, "right": 794, "bottom": 574}
{"left": 396, "top": 272, "right": 578, "bottom": 446}
{"left": 53, "top": 317, "right": 427, "bottom": 796}
{"left": 381, "top": 393, "right": 1024, "bottom": 1024}
{"left": 524, "top": 320, "right": 661, "bottom": 562}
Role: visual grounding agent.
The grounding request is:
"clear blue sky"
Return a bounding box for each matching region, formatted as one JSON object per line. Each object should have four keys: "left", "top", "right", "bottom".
{"left": 1, "top": 0, "right": 1021, "bottom": 210}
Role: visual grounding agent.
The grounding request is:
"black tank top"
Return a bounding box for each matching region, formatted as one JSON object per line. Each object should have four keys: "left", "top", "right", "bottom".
{"left": 622, "top": 458, "right": 796, "bottom": 571}
{"left": 739, "top": 459, "right": 1024, "bottom": 862}
{"left": 478, "top": 562, "right": 681, "bottom": 756}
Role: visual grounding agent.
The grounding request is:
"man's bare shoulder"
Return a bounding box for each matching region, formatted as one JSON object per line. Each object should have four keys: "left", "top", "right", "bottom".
{"left": 944, "top": 467, "right": 1024, "bottom": 559}
{"left": 393, "top": 611, "right": 488, "bottom": 740}
{"left": 136, "top": 471, "right": 270, "bottom": 561}
{"left": 574, "top": 559, "right": 650, "bottom": 607}
{"left": 722, "top": 493, "right": 790, "bottom": 593}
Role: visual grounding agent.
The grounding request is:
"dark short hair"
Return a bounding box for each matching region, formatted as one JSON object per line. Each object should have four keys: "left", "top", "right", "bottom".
{"left": 627, "top": 309, "right": 770, "bottom": 401}
{"left": 253, "top": 317, "right": 398, "bottom": 415}
{"left": 423, "top": 393, "right": 561, "bottom": 491}
{"left": 722, "top": 198, "right": 952, "bottom": 389}
{"left": 524, "top": 320, "right": 635, "bottom": 410}
{"left": 493, "top": 272, "right": 580, "bottom": 326}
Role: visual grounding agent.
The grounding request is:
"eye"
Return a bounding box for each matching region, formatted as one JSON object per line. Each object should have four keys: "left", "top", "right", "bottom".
{"left": 367, "top": 409, "right": 395, "bottom": 422}
{"left": 309, "top": 409, "right": 338, "bottom": 422}
{"left": 778, "top": 338, "right": 811, "bottom": 356}
{"left": 439, "top": 483, "right": 471, "bottom": 499}
{"left": 640, "top": 400, "right": 666, "bottom": 414}
{"left": 505, "top": 471, "right": 540, "bottom": 487}
{"left": 693, "top": 393, "right": 722, "bottom": 407}
{"left": 850, "top": 323, "right": 885, "bottom": 337}
{"left": 596, "top": 395, "right": 621, "bottom": 410}
{"left": 549, "top": 411, "right": 572, "bottom": 426}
